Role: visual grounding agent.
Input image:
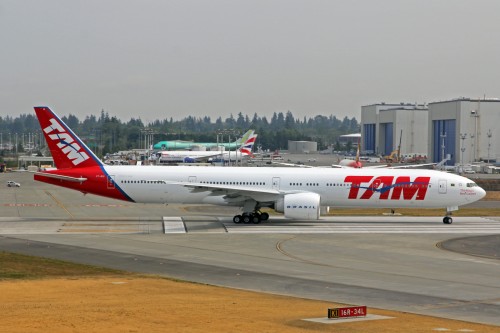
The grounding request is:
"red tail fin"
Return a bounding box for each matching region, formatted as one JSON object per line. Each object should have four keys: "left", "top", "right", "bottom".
{"left": 34, "top": 106, "right": 102, "bottom": 169}
{"left": 354, "top": 137, "right": 362, "bottom": 168}
{"left": 238, "top": 134, "right": 257, "bottom": 156}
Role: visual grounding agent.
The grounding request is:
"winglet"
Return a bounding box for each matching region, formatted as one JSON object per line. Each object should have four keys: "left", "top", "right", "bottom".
{"left": 34, "top": 106, "right": 102, "bottom": 169}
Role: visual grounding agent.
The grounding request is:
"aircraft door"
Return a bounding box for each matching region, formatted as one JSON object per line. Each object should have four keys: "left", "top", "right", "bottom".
{"left": 188, "top": 176, "right": 197, "bottom": 183}
{"left": 438, "top": 179, "right": 447, "bottom": 194}
{"left": 272, "top": 177, "right": 280, "bottom": 190}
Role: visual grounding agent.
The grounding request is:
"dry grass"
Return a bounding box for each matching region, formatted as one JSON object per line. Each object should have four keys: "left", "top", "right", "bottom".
{"left": 327, "top": 207, "right": 500, "bottom": 216}
{"left": 0, "top": 252, "right": 128, "bottom": 280}
{"left": 484, "top": 191, "right": 500, "bottom": 200}
{"left": 1, "top": 252, "right": 499, "bottom": 333}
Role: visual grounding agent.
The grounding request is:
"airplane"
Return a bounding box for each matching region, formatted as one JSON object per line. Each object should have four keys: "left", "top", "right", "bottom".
{"left": 33, "top": 106, "right": 486, "bottom": 225}
{"left": 335, "top": 139, "right": 434, "bottom": 169}
{"left": 158, "top": 134, "right": 257, "bottom": 163}
{"left": 152, "top": 130, "right": 254, "bottom": 151}
{"left": 337, "top": 140, "right": 364, "bottom": 168}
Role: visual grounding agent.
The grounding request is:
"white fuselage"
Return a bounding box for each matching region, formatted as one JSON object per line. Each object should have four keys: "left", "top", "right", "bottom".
{"left": 103, "top": 165, "right": 484, "bottom": 209}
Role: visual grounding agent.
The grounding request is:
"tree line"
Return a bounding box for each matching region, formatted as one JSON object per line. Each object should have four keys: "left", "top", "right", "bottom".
{"left": 0, "top": 110, "right": 359, "bottom": 157}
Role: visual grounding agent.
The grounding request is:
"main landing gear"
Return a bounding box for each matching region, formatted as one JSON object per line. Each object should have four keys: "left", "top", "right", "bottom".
{"left": 233, "top": 211, "right": 270, "bottom": 224}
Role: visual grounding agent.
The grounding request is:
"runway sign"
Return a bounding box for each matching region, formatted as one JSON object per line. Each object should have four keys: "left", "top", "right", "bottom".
{"left": 328, "top": 306, "right": 367, "bottom": 319}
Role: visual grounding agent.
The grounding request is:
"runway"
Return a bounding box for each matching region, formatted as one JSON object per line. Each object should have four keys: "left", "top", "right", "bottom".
{"left": 3, "top": 216, "right": 500, "bottom": 235}
{"left": 1, "top": 171, "right": 500, "bottom": 326}
{"left": 219, "top": 216, "right": 500, "bottom": 234}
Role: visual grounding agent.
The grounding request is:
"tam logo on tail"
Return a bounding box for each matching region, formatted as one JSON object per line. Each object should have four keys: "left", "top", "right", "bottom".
{"left": 43, "top": 118, "right": 90, "bottom": 166}
{"left": 35, "top": 106, "right": 102, "bottom": 169}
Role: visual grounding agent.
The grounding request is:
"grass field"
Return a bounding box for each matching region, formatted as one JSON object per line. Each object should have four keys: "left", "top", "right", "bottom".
{"left": 1, "top": 252, "right": 500, "bottom": 333}
{"left": 326, "top": 207, "right": 500, "bottom": 216}
{"left": 0, "top": 252, "right": 126, "bottom": 280}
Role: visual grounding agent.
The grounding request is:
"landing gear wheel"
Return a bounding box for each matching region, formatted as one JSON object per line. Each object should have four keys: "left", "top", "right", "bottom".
{"left": 251, "top": 214, "right": 261, "bottom": 224}
{"left": 242, "top": 215, "right": 251, "bottom": 224}
{"left": 233, "top": 215, "right": 242, "bottom": 224}
{"left": 260, "top": 212, "right": 269, "bottom": 221}
{"left": 443, "top": 216, "right": 453, "bottom": 224}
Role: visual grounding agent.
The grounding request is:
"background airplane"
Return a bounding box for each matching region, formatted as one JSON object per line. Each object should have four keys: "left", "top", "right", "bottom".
{"left": 158, "top": 134, "right": 257, "bottom": 163}
{"left": 34, "top": 106, "right": 486, "bottom": 225}
{"left": 153, "top": 130, "right": 254, "bottom": 150}
{"left": 334, "top": 139, "right": 435, "bottom": 169}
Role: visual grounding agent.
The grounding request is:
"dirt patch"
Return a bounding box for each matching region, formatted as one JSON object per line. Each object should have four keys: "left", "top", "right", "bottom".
{"left": 484, "top": 191, "right": 500, "bottom": 200}
{"left": 0, "top": 276, "right": 498, "bottom": 333}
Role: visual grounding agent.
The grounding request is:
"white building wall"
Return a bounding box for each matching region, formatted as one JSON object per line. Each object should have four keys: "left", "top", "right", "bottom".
{"left": 469, "top": 100, "right": 500, "bottom": 162}
{"left": 361, "top": 103, "right": 402, "bottom": 154}
{"left": 361, "top": 103, "right": 428, "bottom": 157}
{"left": 428, "top": 98, "right": 500, "bottom": 164}
{"left": 288, "top": 140, "right": 317, "bottom": 153}
{"left": 397, "top": 110, "right": 428, "bottom": 156}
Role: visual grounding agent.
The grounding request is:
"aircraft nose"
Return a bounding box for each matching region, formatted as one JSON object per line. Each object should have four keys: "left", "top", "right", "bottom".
{"left": 477, "top": 186, "right": 487, "bottom": 200}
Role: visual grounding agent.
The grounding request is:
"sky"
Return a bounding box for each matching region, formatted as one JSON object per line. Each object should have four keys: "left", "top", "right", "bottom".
{"left": 2, "top": 0, "right": 500, "bottom": 123}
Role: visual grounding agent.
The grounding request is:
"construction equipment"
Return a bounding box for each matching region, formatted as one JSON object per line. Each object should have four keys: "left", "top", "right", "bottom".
{"left": 384, "top": 130, "right": 402, "bottom": 163}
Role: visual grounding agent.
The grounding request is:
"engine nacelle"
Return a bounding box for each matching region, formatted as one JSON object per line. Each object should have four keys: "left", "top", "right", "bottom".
{"left": 274, "top": 192, "right": 321, "bottom": 220}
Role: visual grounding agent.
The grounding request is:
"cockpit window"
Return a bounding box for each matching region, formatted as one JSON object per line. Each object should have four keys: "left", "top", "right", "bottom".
{"left": 466, "top": 182, "right": 478, "bottom": 188}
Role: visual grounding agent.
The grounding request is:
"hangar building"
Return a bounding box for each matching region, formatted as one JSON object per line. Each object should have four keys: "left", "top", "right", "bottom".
{"left": 360, "top": 98, "right": 500, "bottom": 165}
{"left": 361, "top": 103, "right": 428, "bottom": 157}
{"left": 428, "top": 98, "right": 500, "bottom": 165}
{"left": 288, "top": 140, "right": 317, "bottom": 154}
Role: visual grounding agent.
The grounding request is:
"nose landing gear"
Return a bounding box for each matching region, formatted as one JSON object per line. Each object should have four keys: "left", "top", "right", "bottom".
{"left": 443, "top": 206, "right": 457, "bottom": 224}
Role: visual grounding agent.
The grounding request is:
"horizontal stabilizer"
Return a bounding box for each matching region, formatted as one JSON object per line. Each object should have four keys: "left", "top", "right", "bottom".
{"left": 35, "top": 172, "right": 87, "bottom": 183}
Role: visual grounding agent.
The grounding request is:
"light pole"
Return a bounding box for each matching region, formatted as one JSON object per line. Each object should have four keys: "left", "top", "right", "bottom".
{"left": 460, "top": 133, "right": 467, "bottom": 166}
{"left": 487, "top": 129, "right": 492, "bottom": 163}
{"left": 216, "top": 129, "right": 237, "bottom": 166}
{"left": 440, "top": 131, "right": 446, "bottom": 164}
{"left": 469, "top": 133, "right": 475, "bottom": 164}
{"left": 470, "top": 109, "right": 479, "bottom": 162}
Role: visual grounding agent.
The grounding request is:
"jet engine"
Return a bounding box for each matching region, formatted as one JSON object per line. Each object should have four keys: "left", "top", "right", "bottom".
{"left": 274, "top": 192, "right": 320, "bottom": 220}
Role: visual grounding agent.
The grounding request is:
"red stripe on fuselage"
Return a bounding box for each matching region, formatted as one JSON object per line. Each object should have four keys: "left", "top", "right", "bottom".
{"left": 35, "top": 167, "right": 131, "bottom": 202}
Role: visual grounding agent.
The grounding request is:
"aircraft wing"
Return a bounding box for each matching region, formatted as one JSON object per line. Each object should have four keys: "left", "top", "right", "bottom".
{"left": 181, "top": 152, "right": 225, "bottom": 160}
{"left": 163, "top": 180, "right": 282, "bottom": 203}
{"left": 364, "top": 164, "right": 389, "bottom": 168}
{"left": 172, "top": 140, "right": 195, "bottom": 143}
{"left": 271, "top": 161, "right": 314, "bottom": 168}
{"left": 387, "top": 163, "right": 436, "bottom": 169}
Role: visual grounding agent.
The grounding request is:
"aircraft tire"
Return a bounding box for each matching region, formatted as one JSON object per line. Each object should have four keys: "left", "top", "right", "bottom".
{"left": 242, "top": 215, "right": 251, "bottom": 224}
{"left": 260, "top": 212, "right": 269, "bottom": 221}
{"left": 443, "top": 216, "right": 453, "bottom": 224}
{"left": 233, "top": 215, "right": 242, "bottom": 224}
{"left": 251, "top": 214, "right": 261, "bottom": 224}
